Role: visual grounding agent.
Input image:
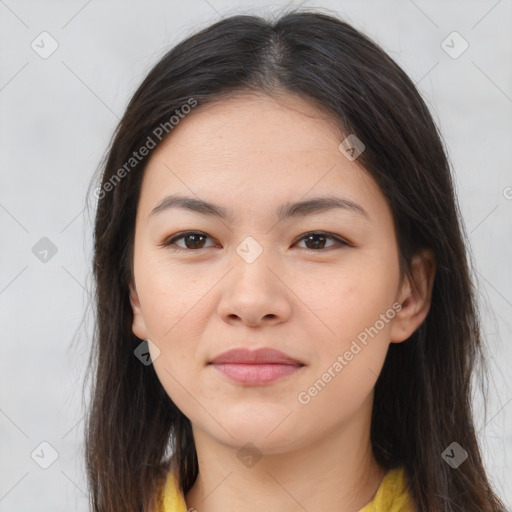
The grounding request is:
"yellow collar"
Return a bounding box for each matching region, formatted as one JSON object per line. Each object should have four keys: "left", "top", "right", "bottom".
{"left": 158, "top": 466, "right": 414, "bottom": 512}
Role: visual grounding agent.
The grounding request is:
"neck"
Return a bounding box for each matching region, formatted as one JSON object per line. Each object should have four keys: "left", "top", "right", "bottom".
{"left": 184, "top": 394, "right": 386, "bottom": 512}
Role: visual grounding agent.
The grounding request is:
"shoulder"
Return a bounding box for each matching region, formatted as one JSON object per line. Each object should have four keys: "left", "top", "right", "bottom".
{"left": 155, "top": 467, "right": 188, "bottom": 512}
{"left": 155, "top": 465, "right": 415, "bottom": 512}
{"left": 359, "top": 466, "right": 415, "bottom": 512}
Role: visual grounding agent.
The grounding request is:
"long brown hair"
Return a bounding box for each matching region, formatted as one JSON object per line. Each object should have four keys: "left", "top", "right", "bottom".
{"left": 85, "top": 8, "right": 508, "bottom": 511}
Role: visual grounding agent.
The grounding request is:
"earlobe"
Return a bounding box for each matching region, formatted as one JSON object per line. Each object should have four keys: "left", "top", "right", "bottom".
{"left": 129, "top": 282, "right": 149, "bottom": 340}
{"left": 390, "top": 249, "right": 436, "bottom": 343}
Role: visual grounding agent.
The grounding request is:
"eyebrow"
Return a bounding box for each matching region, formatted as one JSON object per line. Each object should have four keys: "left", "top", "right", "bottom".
{"left": 148, "top": 193, "right": 370, "bottom": 223}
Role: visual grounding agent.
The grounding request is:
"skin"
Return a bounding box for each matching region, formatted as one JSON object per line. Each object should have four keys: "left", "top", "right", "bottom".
{"left": 129, "top": 91, "right": 436, "bottom": 512}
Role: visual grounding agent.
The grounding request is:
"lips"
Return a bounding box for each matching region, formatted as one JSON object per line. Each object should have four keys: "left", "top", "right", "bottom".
{"left": 209, "top": 348, "right": 305, "bottom": 386}
{"left": 209, "top": 347, "right": 304, "bottom": 366}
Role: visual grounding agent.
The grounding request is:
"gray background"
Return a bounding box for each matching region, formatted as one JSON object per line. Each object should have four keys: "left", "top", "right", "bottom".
{"left": 1, "top": 0, "right": 511, "bottom": 510}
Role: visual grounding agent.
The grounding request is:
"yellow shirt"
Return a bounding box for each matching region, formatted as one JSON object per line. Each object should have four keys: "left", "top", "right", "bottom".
{"left": 158, "top": 466, "right": 414, "bottom": 511}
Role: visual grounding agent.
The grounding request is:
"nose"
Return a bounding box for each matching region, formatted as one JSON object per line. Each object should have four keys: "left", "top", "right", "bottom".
{"left": 217, "top": 259, "right": 292, "bottom": 328}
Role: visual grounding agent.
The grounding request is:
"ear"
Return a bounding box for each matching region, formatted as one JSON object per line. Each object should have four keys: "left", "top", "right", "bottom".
{"left": 390, "top": 248, "right": 436, "bottom": 343}
{"left": 129, "top": 281, "right": 149, "bottom": 340}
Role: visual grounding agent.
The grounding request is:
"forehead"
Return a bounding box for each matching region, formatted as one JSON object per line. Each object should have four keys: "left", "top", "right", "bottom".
{"left": 138, "top": 92, "right": 389, "bottom": 225}
{"left": 163, "top": 92, "right": 344, "bottom": 153}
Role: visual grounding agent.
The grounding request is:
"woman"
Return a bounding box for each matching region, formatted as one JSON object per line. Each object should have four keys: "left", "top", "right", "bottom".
{"left": 86, "top": 9, "right": 508, "bottom": 512}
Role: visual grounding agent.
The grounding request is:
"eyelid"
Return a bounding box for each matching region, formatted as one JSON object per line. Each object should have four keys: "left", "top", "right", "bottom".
{"left": 160, "top": 230, "right": 352, "bottom": 252}
{"left": 159, "top": 230, "right": 216, "bottom": 250}
{"left": 294, "top": 231, "right": 351, "bottom": 249}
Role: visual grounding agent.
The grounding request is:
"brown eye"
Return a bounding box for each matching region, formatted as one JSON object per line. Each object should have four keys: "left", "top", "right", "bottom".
{"left": 294, "top": 232, "right": 349, "bottom": 251}
{"left": 161, "top": 230, "right": 349, "bottom": 253}
{"left": 162, "top": 231, "right": 216, "bottom": 251}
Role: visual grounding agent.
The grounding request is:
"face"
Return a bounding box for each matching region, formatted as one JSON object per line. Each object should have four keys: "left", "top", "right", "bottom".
{"left": 129, "top": 92, "right": 426, "bottom": 454}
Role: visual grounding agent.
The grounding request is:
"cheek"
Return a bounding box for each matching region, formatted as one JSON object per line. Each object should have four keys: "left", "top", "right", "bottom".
{"left": 134, "top": 256, "right": 226, "bottom": 401}
{"left": 309, "top": 267, "right": 397, "bottom": 388}
{"left": 314, "top": 266, "right": 395, "bottom": 338}
{"left": 136, "top": 254, "right": 213, "bottom": 341}
{"left": 295, "top": 277, "right": 393, "bottom": 426}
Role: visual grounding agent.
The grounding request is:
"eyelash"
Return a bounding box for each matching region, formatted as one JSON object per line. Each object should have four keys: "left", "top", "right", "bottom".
{"left": 160, "top": 231, "right": 351, "bottom": 253}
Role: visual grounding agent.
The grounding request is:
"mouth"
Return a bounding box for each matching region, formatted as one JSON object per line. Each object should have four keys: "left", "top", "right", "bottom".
{"left": 208, "top": 347, "right": 305, "bottom": 386}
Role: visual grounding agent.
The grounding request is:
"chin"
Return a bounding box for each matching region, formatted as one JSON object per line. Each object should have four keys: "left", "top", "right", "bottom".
{"left": 205, "top": 414, "right": 305, "bottom": 453}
